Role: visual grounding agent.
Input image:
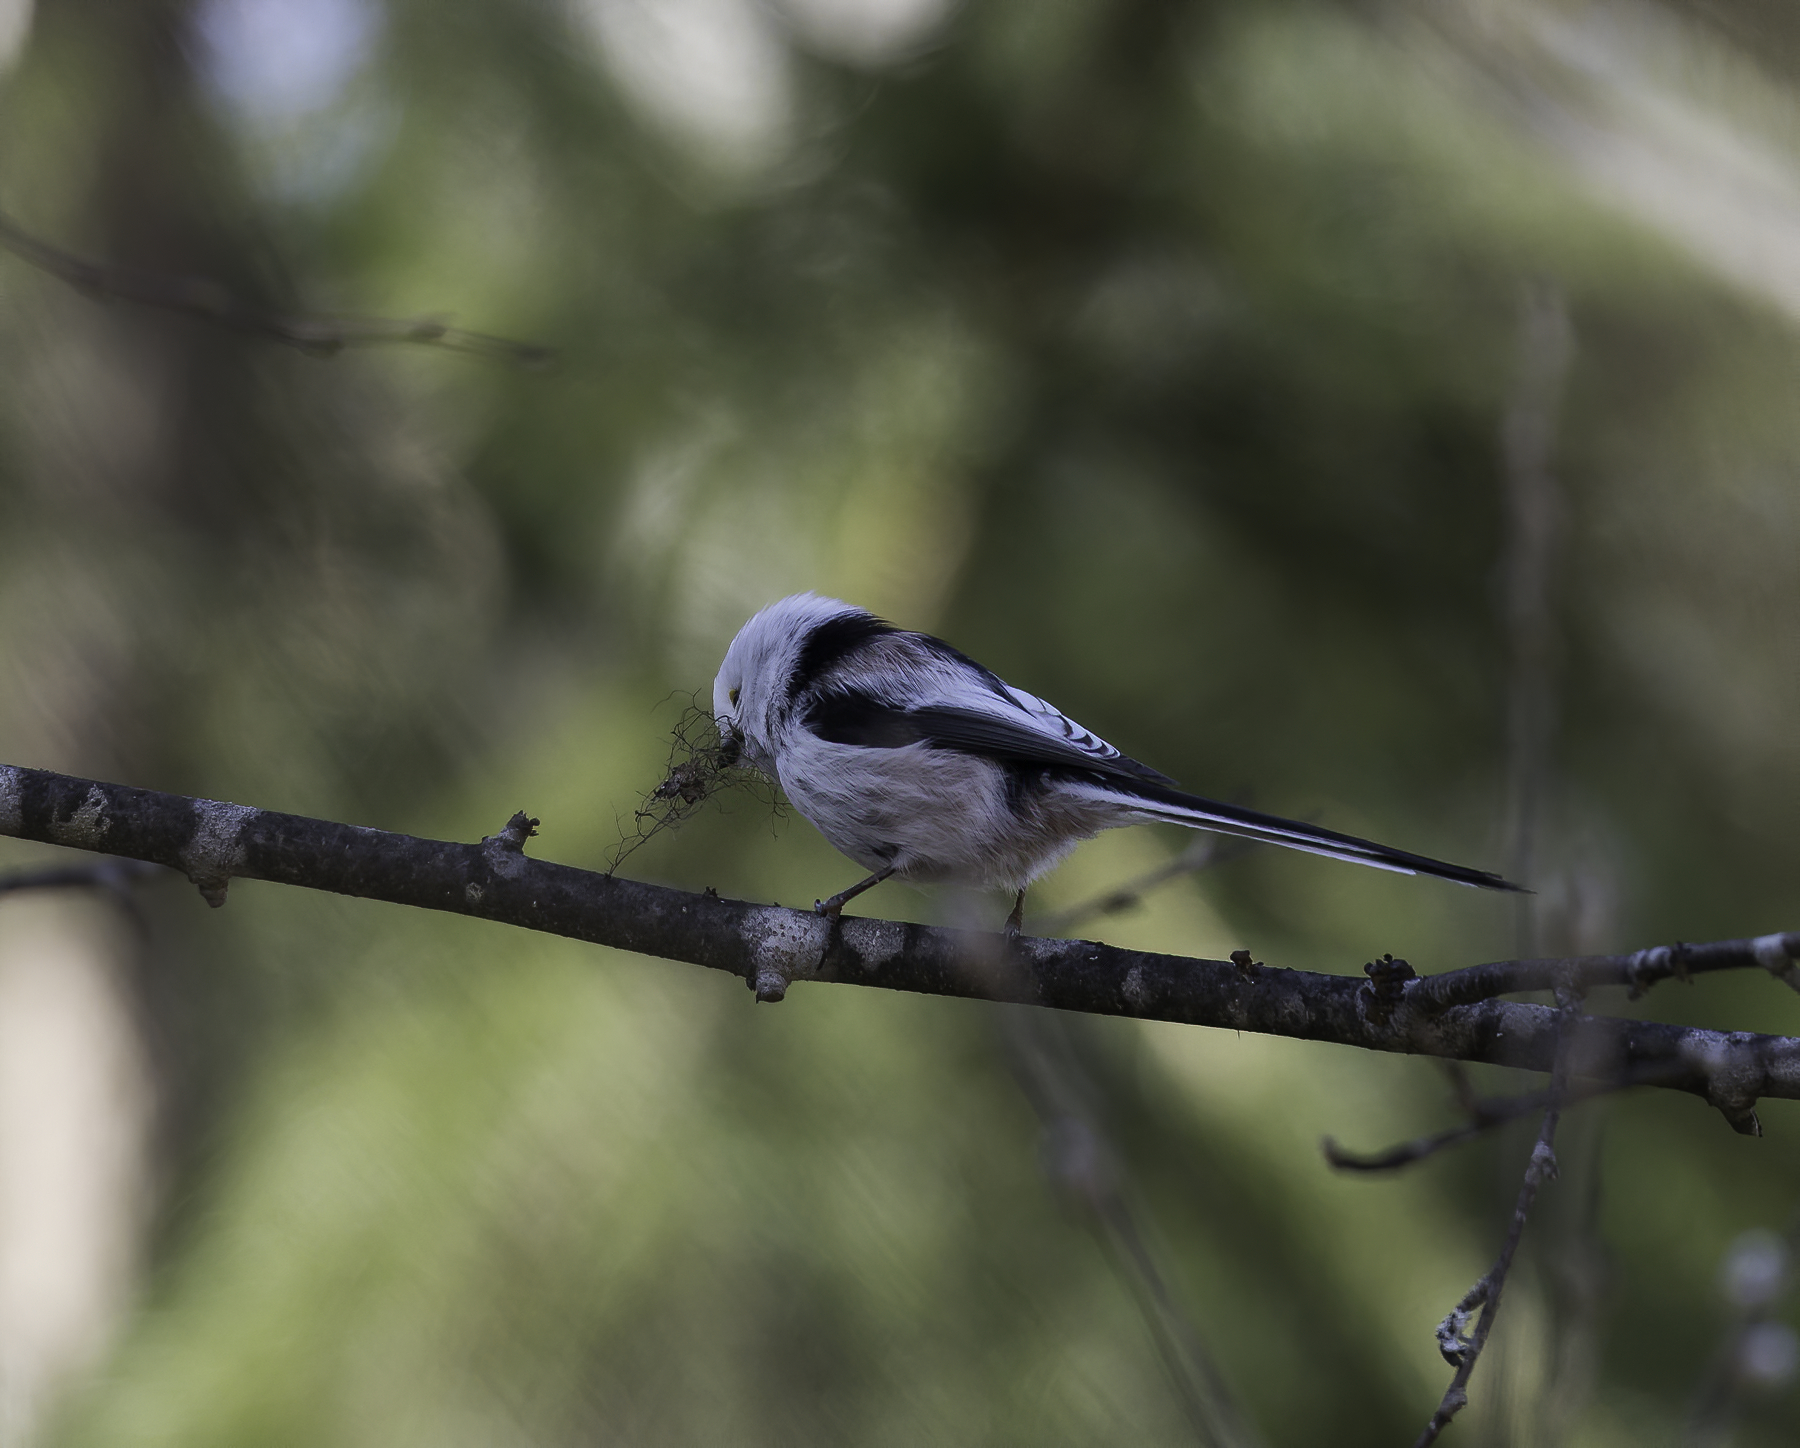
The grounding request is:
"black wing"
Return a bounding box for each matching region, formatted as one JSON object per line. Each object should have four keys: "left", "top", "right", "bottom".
{"left": 803, "top": 690, "right": 1172, "bottom": 784}
{"left": 803, "top": 689, "right": 1522, "bottom": 892}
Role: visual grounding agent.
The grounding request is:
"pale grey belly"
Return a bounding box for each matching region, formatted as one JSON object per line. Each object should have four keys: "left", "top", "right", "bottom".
{"left": 779, "top": 738, "right": 1121, "bottom": 891}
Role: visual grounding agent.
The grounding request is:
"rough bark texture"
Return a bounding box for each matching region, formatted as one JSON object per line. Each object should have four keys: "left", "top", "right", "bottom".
{"left": 2, "top": 764, "right": 1796, "bottom": 1124}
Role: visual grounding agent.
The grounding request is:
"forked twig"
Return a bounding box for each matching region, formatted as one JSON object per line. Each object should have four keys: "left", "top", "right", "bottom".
{"left": 1323, "top": 1059, "right": 1678, "bottom": 1173}
{"left": 1413, "top": 989, "right": 1582, "bottom": 1447}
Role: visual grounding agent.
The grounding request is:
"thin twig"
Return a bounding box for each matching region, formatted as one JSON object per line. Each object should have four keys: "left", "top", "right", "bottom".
{"left": 1326, "top": 1091, "right": 1549, "bottom": 1174}
{"left": 1323, "top": 1060, "right": 1673, "bottom": 1172}
{"left": 1036, "top": 834, "right": 1249, "bottom": 936}
{"left": 1414, "top": 988, "right": 1582, "bottom": 1447}
{"left": 1408, "top": 933, "right": 1800, "bottom": 1012}
{"left": 0, "top": 209, "right": 554, "bottom": 365}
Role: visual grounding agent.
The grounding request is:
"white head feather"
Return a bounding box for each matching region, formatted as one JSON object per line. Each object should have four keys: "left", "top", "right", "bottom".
{"left": 712, "top": 593, "right": 863, "bottom": 774}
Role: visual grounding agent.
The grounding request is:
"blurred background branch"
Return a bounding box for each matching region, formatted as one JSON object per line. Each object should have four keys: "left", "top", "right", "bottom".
{"left": 1498, "top": 280, "right": 1572, "bottom": 957}
{"left": 994, "top": 1002, "right": 1260, "bottom": 1448}
{"left": 0, "top": 207, "right": 553, "bottom": 362}
{"left": 0, "top": 859, "right": 164, "bottom": 899}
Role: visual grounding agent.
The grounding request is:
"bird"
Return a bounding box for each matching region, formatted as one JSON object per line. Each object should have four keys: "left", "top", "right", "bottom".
{"left": 711, "top": 593, "right": 1522, "bottom": 933}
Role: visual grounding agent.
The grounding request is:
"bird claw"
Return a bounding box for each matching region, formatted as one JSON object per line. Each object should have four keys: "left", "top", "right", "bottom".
{"left": 1002, "top": 889, "right": 1026, "bottom": 939}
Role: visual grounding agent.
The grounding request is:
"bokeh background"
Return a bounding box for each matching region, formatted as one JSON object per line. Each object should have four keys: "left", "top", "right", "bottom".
{"left": 0, "top": 0, "right": 1798, "bottom": 1443}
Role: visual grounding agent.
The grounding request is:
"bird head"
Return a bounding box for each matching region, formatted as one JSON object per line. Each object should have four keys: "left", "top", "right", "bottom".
{"left": 712, "top": 592, "right": 862, "bottom": 776}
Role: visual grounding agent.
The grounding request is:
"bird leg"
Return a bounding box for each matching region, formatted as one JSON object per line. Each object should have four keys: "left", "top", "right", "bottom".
{"left": 1003, "top": 888, "right": 1027, "bottom": 939}
{"left": 814, "top": 866, "right": 896, "bottom": 920}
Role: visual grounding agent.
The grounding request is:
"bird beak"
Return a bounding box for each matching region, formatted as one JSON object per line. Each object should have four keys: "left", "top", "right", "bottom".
{"left": 717, "top": 726, "right": 742, "bottom": 768}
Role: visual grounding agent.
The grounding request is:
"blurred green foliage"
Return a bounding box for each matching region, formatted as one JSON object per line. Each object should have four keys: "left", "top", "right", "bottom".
{"left": 0, "top": 0, "right": 1798, "bottom": 1442}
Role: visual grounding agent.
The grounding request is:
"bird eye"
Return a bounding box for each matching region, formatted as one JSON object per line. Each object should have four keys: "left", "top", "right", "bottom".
{"left": 728, "top": 687, "right": 740, "bottom": 707}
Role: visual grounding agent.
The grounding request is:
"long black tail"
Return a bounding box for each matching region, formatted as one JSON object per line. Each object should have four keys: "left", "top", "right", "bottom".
{"left": 1088, "top": 778, "right": 1524, "bottom": 891}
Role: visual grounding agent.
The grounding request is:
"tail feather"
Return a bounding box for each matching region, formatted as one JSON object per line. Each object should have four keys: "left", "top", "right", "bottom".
{"left": 1086, "top": 779, "right": 1524, "bottom": 892}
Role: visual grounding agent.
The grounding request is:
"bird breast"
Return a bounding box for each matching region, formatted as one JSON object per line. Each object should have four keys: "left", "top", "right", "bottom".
{"left": 775, "top": 729, "right": 1112, "bottom": 890}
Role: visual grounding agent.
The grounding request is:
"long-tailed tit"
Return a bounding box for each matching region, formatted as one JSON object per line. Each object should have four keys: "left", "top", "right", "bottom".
{"left": 712, "top": 593, "right": 1521, "bottom": 931}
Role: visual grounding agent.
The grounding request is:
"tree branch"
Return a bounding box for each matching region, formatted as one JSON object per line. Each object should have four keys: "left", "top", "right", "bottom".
{"left": 1, "top": 764, "right": 1797, "bottom": 1123}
